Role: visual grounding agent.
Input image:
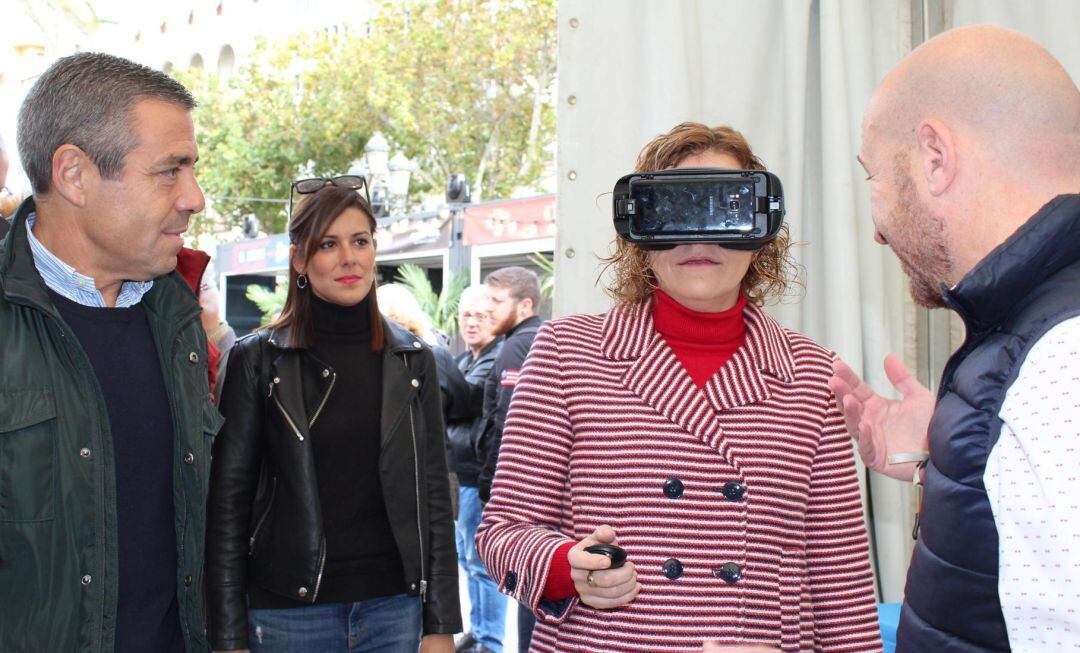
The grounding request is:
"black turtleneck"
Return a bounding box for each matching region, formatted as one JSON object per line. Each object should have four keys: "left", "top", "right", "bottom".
{"left": 251, "top": 294, "right": 404, "bottom": 608}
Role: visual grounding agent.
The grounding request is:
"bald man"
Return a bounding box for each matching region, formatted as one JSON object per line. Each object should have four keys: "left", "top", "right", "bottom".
{"left": 830, "top": 25, "right": 1080, "bottom": 653}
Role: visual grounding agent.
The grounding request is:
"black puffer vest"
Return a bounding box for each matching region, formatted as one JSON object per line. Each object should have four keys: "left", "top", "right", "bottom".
{"left": 898, "top": 194, "right": 1080, "bottom": 652}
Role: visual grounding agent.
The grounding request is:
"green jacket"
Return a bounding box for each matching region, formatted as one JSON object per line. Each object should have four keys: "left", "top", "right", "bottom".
{"left": 0, "top": 199, "right": 222, "bottom": 652}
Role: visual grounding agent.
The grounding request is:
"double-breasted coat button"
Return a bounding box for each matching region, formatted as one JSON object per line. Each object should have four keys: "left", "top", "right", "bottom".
{"left": 79, "top": 447, "right": 91, "bottom": 458}
{"left": 183, "top": 452, "right": 195, "bottom": 465}
{"left": 188, "top": 352, "right": 199, "bottom": 363}
{"left": 662, "top": 558, "right": 684, "bottom": 580}
{"left": 663, "top": 477, "right": 684, "bottom": 499}
{"left": 411, "top": 379, "right": 420, "bottom": 388}
{"left": 504, "top": 571, "right": 518, "bottom": 592}
{"left": 713, "top": 562, "right": 743, "bottom": 583}
{"left": 184, "top": 575, "right": 193, "bottom": 586}
{"left": 297, "top": 587, "right": 308, "bottom": 597}
{"left": 720, "top": 481, "right": 745, "bottom": 501}
{"left": 413, "top": 341, "right": 422, "bottom": 348}
{"left": 81, "top": 574, "right": 92, "bottom": 586}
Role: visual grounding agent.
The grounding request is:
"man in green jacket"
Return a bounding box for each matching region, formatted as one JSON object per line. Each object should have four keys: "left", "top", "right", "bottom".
{"left": 0, "top": 52, "right": 220, "bottom": 652}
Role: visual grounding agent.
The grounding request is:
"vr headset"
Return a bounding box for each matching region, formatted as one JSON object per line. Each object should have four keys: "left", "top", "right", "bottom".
{"left": 612, "top": 168, "right": 785, "bottom": 250}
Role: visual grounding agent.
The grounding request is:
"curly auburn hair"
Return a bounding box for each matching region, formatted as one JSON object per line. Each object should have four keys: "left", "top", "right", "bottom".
{"left": 601, "top": 122, "right": 798, "bottom": 307}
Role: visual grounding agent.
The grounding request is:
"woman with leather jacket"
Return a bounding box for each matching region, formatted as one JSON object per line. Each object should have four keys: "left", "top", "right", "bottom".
{"left": 206, "top": 182, "right": 461, "bottom": 653}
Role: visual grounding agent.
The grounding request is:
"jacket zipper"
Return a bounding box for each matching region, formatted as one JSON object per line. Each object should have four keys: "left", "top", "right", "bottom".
{"left": 312, "top": 537, "right": 327, "bottom": 601}
{"left": 249, "top": 477, "right": 277, "bottom": 554}
{"left": 405, "top": 355, "right": 428, "bottom": 601}
{"left": 272, "top": 391, "right": 305, "bottom": 441}
{"left": 266, "top": 367, "right": 334, "bottom": 597}
{"left": 309, "top": 371, "right": 337, "bottom": 429}
{"left": 268, "top": 369, "right": 337, "bottom": 441}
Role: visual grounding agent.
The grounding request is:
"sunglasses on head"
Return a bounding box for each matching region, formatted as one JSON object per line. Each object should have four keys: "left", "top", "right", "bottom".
{"left": 288, "top": 175, "right": 370, "bottom": 221}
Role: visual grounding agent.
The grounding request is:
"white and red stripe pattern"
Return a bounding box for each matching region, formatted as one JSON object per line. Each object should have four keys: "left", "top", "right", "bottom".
{"left": 501, "top": 369, "right": 522, "bottom": 387}
{"left": 476, "top": 299, "right": 881, "bottom": 653}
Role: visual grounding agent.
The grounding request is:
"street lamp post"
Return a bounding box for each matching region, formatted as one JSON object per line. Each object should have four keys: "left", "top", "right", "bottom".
{"left": 352, "top": 132, "right": 413, "bottom": 218}
{"left": 388, "top": 152, "right": 417, "bottom": 216}
{"left": 444, "top": 173, "right": 472, "bottom": 283}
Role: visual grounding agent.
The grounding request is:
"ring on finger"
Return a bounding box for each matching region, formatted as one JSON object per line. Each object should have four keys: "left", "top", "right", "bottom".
{"left": 586, "top": 571, "right": 596, "bottom": 587}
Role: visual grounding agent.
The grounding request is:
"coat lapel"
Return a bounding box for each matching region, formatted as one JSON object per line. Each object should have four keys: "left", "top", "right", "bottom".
{"left": 607, "top": 300, "right": 737, "bottom": 471}
{"left": 604, "top": 299, "right": 796, "bottom": 474}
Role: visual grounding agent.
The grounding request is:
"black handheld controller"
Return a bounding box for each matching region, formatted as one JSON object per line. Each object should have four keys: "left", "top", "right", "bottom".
{"left": 584, "top": 543, "right": 627, "bottom": 569}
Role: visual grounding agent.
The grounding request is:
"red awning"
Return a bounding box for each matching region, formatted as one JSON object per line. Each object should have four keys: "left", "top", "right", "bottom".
{"left": 462, "top": 194, "right": 556, "bottom": 246}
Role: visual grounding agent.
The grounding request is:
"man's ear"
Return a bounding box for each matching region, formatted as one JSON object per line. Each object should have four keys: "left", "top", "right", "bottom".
{"left": 518, "top": 297, "right": 534, "bottom": 317}
{"left": 50, "top": 145, "right": 94, "bottom": 207}
{"left": 917, "top": 119, "right": 957, "bottom": 197}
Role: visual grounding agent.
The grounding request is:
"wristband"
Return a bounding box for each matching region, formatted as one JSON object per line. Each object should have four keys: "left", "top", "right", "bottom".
{"left": 886, "top": 451, "right": 930, "bottom": 465}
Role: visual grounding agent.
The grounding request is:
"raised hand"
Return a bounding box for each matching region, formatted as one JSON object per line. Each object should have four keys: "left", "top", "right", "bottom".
{"left": 568, "top": 525, "right": 641, "bottom": 610}
{"left": 829, "top": 354, "right": 934, "bottom": 482}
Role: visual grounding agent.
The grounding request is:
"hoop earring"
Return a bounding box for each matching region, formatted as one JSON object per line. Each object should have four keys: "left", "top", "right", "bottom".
{"left": 296, "top": 274, "right": 308, "bottom": 289}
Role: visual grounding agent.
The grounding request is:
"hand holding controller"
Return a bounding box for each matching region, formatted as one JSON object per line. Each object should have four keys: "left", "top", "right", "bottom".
{"left": 569, "top": 526, "right": 640, "bottom": 609}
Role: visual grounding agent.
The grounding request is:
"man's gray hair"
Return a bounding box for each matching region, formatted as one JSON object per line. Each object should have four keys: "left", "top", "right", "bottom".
{"left": 459, "top": 284, "right": 490, "bottom": 309}
{"left": 17, "top": 52, "right": 196, "bottom": 194}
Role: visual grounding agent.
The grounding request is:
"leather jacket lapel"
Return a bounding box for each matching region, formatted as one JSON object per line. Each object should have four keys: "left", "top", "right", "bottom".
{"left": 269, "top": 352, "right": 312, "bottom": 441}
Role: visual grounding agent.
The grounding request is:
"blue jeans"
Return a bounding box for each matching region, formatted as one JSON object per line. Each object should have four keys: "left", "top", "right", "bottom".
{"left": 247, "top": 594, "right": 421, "bottom": 653}
{"left": 457, "top": 484, "right": 507, "bottom": 652}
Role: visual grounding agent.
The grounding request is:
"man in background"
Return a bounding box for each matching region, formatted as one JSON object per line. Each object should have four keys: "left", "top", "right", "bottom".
{"left": 477, "top": 266, "right": 543, "bottom": 653}
{"left": 448, "top": 285, "right": 506, "bottom": 653}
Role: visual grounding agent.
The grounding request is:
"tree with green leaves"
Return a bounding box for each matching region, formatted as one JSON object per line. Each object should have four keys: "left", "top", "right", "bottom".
{"left": 175, "top": 0, "right": 556, "bottom": 236}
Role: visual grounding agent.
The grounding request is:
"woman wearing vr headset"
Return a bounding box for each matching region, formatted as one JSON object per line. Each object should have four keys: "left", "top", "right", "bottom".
{"left": 205, "top": 181, "right": 460, "bottom": 653}
{"left": 476, "top": 123, "right": 881, "bottom": 652}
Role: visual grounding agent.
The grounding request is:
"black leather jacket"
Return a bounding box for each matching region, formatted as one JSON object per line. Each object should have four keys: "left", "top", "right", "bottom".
{"left": 206, "top": 318, "right": 461, "bottom": 651}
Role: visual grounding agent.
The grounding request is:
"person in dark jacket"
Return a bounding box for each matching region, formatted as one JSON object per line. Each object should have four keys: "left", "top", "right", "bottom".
{"left": 476, "top": 266, "right": 543, "bottom": 653}
{"left": 831, "top": 25, "right": 1080, "bottom": 652}
{"left": 175, "top": 247, "right": 225, "bottom": 398}
{"left": 206, "top": 184, "right": 460, "bottom": 653}
{"left": 376, "top": 281, "right": 472, "bottom": 421}
{"left": 448, "top": 285, "right": 505, "bottom": 653}
{"left": 0, "top": 53, "right": 217, "bottom": 652}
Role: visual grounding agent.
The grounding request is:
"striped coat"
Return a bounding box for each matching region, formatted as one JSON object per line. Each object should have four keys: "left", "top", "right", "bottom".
{"left": 476, "top": 300, "right": 882, "bottom": 653}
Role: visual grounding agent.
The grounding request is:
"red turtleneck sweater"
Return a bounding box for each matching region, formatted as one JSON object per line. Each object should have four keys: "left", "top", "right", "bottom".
{"left": 540, "top": 289, "right": 749, "bottom": 601}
